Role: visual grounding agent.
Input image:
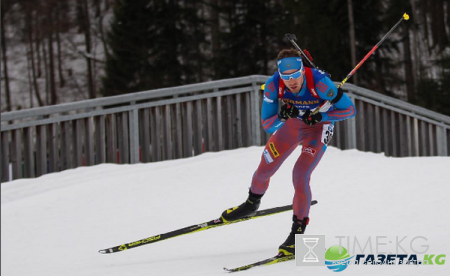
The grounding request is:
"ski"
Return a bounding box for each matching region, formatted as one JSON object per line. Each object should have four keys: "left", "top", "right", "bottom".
{"left": 224, "top": 252, "right": 294, "bottom": 273}
{"left": 99, "top": 200, "right": 318, "bottom": 254}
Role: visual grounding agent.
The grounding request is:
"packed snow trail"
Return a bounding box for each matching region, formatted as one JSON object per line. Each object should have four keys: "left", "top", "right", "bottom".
{"left": 2, "top": 146, "right": 450, "bottom": 276}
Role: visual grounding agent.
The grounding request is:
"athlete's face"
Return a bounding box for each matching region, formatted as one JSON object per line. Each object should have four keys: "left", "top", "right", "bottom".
{"left": 280, "top": 69, "right": 304, "bottom": 93}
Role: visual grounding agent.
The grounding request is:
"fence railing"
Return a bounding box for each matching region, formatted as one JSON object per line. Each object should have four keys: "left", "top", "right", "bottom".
{"left": 1, "top": 75, "right": 449, "bottom": 182}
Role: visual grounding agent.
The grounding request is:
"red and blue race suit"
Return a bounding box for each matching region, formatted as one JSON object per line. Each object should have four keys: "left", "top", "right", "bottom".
{"left": 250, "top": 69, "right": 356, "bottom": 220}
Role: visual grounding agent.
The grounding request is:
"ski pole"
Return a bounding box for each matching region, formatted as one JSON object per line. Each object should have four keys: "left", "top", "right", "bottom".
{"left": 285, "top": 13, "right": 409, "bottom": 114}
{"left": 336, "top": 13, "right": 409, "bottom": 90}
{"left": 311, "top": 13, "right": 409, "bottom": 114}
{"left": 284, "top": 33, "right": 318, "bottom": 69}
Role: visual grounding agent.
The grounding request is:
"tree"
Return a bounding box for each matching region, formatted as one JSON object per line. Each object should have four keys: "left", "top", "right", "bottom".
{"left": 347, "top": 0, "right": 358, "bottom": 85}
{"left": 103, "top": 0, "right": 202, "bottom": 96}
{"left": 212, "top": 0, "right": 282, "bottom": 79}
{"left": 77, "top": 0, "right": 96, "bottom": 98}
{"left": 23, "top": 0, "right": 44, "bottom": 106}
{"left": 41, "top": 0, "right": 58, "bottom": 105}
{"left": 353, "top": 0, "right": 391, "bottom": 93}
{"left": 55, "top": 0, "right": 67, "bottom": 88}
{"left": 102, "top": 0, "right": 156, "bottom": 96}
{"left": 286, "top": 0, "right": 350, "bottom": 80}
{"left": 207, "top": 0, "right": 220, "bottom": 79}
{"left": 1, "top": 0, "right": 13, "bottom": 111}
{"left": 144, "top": 0, "right": 192, "bottom": 88}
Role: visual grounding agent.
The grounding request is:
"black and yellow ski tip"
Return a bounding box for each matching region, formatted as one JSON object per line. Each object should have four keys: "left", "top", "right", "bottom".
{"left": 403, "top": 13, "right": 409, "bottom": 20}
{"left": 223, "top": 253, "right": 295, "bottom": 273}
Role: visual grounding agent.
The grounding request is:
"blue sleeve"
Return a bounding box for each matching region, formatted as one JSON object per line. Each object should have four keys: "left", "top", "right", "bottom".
{"left": 314, "top": 77, "right": 357, "bottom": 122}
{"left": 261, "top": 77, "right": 284, "bottom": 134}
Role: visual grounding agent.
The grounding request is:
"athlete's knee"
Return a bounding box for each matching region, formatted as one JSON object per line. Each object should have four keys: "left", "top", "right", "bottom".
{"left": 292, "top": 166, "right": 309, "bottom": 186}
{"left": 293, "top": 190, "right": 309, "bottom": 202}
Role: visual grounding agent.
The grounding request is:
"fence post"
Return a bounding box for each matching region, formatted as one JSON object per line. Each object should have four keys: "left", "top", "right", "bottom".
{"left": 129, "top": 106, "right": 140, "bottom": 164}
{"left": 413, "top": 118, "right": 420, "bottom": 156}
{"left": 251, "top": 82, "right": 261, "bottom": 146}
{"left": 1, "top": 131, "right": 10, "bottom": 182}
{"left": 436, "top": 125, "right": 448, "bottom": 156}
{"left": 374, "top": 105, "right": 382, "bottom": 152}
{"left": 345, "top": 94, "right": 357, "bottom": 149}
{"left": 24, "top": 127, "right": 35, "bottom": 178}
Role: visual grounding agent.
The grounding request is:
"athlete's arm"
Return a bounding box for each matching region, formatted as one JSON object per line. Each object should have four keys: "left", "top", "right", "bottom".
{"left": 315, "top": 77, "right": 356, "bottom": 122}
{"left": 261, "top": 78, "right": 285, "bottom": 134}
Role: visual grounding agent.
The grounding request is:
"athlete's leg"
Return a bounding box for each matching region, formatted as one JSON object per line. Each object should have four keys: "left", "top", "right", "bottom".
{"left": 250, "top": 119, "right": 302, "bottom": 195}
{"left": 292, "top": 122, "right": 333, "bottom": 219}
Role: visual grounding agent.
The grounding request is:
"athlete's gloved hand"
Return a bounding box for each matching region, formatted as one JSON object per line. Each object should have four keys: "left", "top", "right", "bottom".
{"left": 302, "top": 110, "right": 322, "bottom": 126}
{"left": 278, "top": 103, "right": 300, "bottom": 120}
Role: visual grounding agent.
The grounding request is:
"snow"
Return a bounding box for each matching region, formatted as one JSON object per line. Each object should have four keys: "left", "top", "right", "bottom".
{"left": 2, "top": 146, "right": 450, "bottom": 276}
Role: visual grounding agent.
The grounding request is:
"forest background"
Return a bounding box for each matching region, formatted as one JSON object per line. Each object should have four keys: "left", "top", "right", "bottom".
{"left": 1, "top": 0, "right": 449, "bottom": 116}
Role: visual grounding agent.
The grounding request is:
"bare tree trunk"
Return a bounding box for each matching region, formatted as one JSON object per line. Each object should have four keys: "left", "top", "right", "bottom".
{"left": 105, "top": 0, "right": 111, "bottom": 13}
{"left": 55, "top": 2, "right": 66, "bottom": 88}
{"left": 26, "top": 49, "right": 34, "bottom": 108}
{"left": 403, "top": 24, "right": 415, "bottom": 103}
{"left": 347, "top": 0, "right": 358, "bottom": 85}
{"left": 96, "top": 1, "right": 110, "bottom": 59}
{"left": 42, "top": 30, "right": 50, "bottom": 105}
{"left": 35, "top": 10, "right": 43, "bottom": 78}
{"left": 374, "top": 51, "right": 387, "bottom": 95}
{"left": 421, "top": 0, "right": 431, "bottom": 53}
{"left": 47, "top": 4, "right": 58, "bottom": 105}
{"left": 410, "top": 0, "right": 419, "bottom": 89}
{"left": 1, "top": 6, "right": 12, "bottom": 111}
{"left": 431, "top": 0, "right": 449, "bottom": 52}
{"left": 209, "top": 0, "right": 220, "bottom": 79}
{"left": 196, "top": 0, "right": 204, "bottom": 82}
{"left": 94, "top": 0, "right": 101, "bottom": 17}
{"left": 26, "top": 5, "right": 44, "bottom": 106}
{"left": 447, "top": 0, "right": 450, "bottom": 35}
{"left": 187, "top": 0, "right": 204, "bottom": 83}
{"left": 79, "top": 0, "right": 96, "bottom": 99}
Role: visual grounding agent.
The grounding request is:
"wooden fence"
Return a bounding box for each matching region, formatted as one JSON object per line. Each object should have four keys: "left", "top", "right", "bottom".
{"left": 1, "top": 75, "right": 449, "bottom": 182}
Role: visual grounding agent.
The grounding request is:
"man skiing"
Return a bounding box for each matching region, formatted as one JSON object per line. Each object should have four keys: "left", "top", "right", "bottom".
{"left": 221, "top": 49, "right": 356, "bottom": 256}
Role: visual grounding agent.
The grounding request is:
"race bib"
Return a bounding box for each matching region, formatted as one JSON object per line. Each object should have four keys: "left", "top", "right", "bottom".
{"left": 321, "top": 124, "right": 334, "bottom": 145}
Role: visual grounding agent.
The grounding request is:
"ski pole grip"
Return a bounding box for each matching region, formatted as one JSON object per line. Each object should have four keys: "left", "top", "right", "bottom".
{"left": 284, "top": 33, "right": 297, "bottom": 42}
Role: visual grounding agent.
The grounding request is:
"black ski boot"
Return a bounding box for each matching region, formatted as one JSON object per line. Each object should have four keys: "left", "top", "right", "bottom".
{"left": 221, "top": 190, "right": 263, "bottom": 222}
{"left": 278, "top": 216, "right": 309, "bottom": 256}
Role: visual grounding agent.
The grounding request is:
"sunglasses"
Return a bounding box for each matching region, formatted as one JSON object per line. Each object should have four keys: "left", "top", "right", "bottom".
{"left": 279, "top": 69, "right": 303, "bottom": 81}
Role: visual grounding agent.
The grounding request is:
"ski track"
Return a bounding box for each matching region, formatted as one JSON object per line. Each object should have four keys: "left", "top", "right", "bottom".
{"left": 2, "top": 146, "right": 450, "bottom": 276}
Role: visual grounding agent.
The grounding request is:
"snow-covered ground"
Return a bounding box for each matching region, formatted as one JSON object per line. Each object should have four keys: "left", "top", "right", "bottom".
{"left": 2, "top": 146, "right": 450, "bottom": 276}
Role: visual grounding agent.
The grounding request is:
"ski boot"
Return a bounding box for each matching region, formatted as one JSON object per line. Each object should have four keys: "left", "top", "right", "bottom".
{"left": 221, "top": 190, "right": 263, "bottom": 222}
{"left": 278, "top": 216, "right": 309, "bottom": 256}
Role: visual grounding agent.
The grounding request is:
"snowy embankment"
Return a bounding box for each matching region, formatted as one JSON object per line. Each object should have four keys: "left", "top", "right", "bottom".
{"left": 2, "top": 146, "right": 450, "bottom": 276}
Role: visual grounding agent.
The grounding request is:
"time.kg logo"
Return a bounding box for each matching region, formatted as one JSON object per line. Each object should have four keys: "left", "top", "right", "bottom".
{"left": 325, "top": 245, "right": 354, "bottom": 272}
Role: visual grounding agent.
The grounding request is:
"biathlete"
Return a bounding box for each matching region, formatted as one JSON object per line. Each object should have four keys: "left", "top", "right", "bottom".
{"left": 221, "top": 49, "right": 357, "bottom": 256}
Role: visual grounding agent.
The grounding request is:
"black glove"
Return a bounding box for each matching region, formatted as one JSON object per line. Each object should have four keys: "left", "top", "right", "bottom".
{"left": 278, "top": 103, "right": 300, "bottom": 120}
{"left": 302, "top": 110, "right": 322, "bottom": 126}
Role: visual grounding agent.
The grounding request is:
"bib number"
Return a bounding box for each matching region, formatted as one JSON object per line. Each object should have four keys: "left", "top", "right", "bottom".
{"left": 321, "top": 124, "right": 334, "bottom": 145}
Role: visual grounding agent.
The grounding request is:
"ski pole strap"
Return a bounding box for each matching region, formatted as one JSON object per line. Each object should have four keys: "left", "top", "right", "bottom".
{"left": 278, "top": 75, "right": 286, "bottom": 99}
{"left": 330, "top": 88, "right": 344, "bottom": 104}
{"left": 304, "top": 67, "right": 319, "bottom": 99}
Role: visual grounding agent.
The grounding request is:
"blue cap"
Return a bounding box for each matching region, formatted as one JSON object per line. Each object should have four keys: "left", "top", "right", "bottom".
{"left": 277, "top": 57, "right": 304, "bottom": 73}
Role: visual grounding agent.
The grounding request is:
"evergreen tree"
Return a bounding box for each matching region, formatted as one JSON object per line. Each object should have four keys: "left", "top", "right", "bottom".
{"left": 102, "top": 0, "right": 155, "bottom": 96}
{"left": 102, "top": 0, "right": 206, "bottom": 96}
{"left": 283, "top": 0, "right": 350, "bottom": 81}
{"left": 213, "top": 0, "right": 281, "bottom": 79}
{"left": 145, "top": 0, "right": 186, "bottom": 89}
{"left": 417, "top": 55, "right": 450, "bottom": 116}
{"left": 353, "top": 0, "right": 393, "bottom": 94}
{"left": 177, "top": 0, "right": 208, "bottom": 83}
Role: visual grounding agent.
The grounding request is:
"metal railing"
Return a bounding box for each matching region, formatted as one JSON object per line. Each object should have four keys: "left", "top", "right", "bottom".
{"left": 1, "top": 75, "right": 449, "bottom": 182}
